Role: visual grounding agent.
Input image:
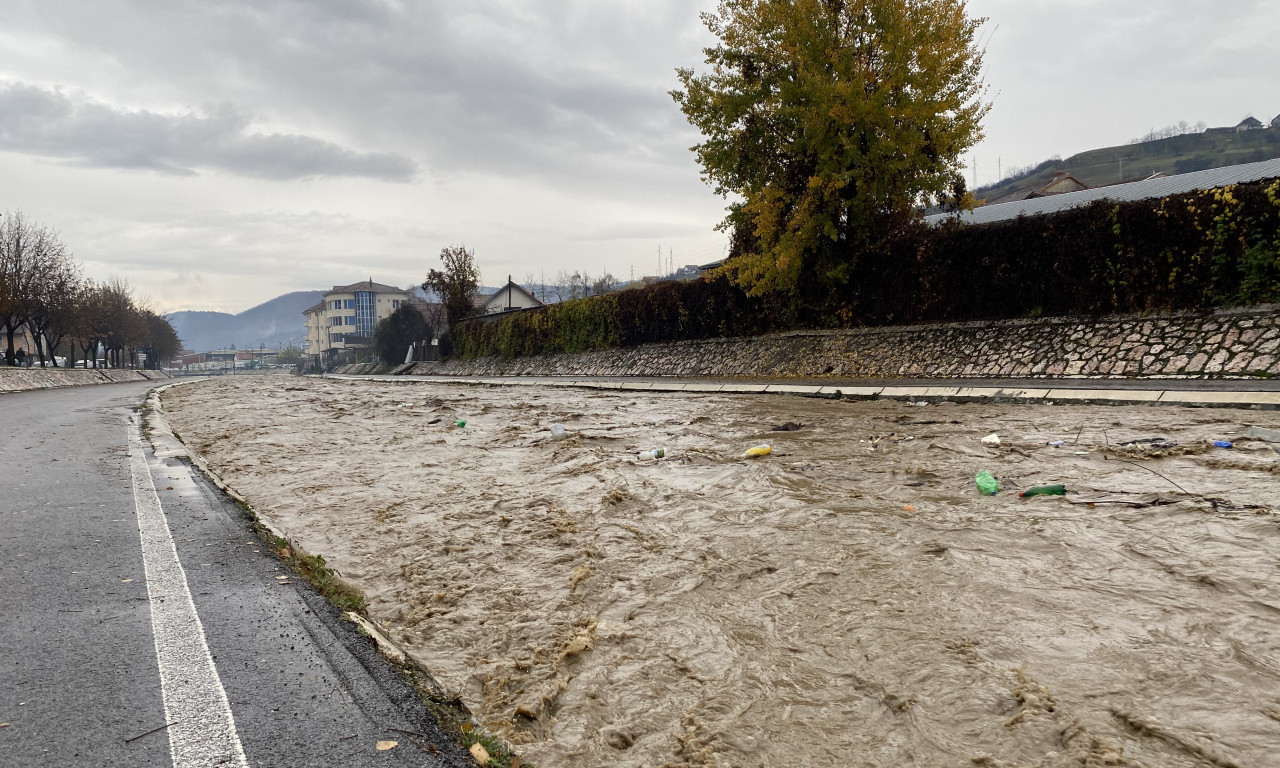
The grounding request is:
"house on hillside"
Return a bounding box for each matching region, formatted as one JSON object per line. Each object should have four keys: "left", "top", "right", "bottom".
{"left": 926, "top": 156, "right": 1280, "bottom": 227}
{"left": 1236, "top": 116, "right": 1265, "bottom": 132}
{"left": 988, "top": 172, "right": 1091, "bottom": 205}
{"left": 1272, "top": 114, "right": 1280, "bottom": 129}
{"left": 1204, "top": 116, "right": 1269, "bottom": 134}
{"left": 302, "top": 280, "right": 410, "bottom": 370}
{"left": 479, "top": 278, "right": 545, "bottom": 315}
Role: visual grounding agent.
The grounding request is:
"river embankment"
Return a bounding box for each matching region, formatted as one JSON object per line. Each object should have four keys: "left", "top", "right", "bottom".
{"left": 392, "top": 305, "right": 1280, "bottom": 381}
{"left": 0, "top": 367, "right": 169, "bottom": 393}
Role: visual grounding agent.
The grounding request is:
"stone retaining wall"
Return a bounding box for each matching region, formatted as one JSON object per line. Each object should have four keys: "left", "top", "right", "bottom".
{"left": 0, "top": 367, "right": 170, "bottom": 394}
{"left": 404, "top": 306, "right": 1280, "bottom": 380}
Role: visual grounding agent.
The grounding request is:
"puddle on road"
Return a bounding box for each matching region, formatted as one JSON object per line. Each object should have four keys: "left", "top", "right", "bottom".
{"left": 162, "top": 376, "right": 1280, "bottom": 767}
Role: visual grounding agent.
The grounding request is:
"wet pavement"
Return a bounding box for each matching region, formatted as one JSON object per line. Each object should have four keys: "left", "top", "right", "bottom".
{"left": 0, "top": 381, "right": 468, "bottom": 768}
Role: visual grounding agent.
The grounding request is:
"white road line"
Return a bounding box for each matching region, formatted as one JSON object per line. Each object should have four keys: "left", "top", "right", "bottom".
{"left": 128, "top": 423, "right": 250, "bottom": 768}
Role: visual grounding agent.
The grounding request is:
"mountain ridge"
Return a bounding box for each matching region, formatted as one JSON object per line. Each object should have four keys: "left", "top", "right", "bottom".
{"left": 167, "top": 290, "right": 325, "bottom": 353}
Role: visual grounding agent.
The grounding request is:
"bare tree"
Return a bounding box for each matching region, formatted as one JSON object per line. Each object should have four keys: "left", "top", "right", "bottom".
{"left": 26, "top": 246, "right": 82, "bottom": 366}
{"left": 422, "top": 244, "right": 481, "bottom": 328}
{"left": 97, "top": 278, "right": 147, "bottom": 367}
{"left": 522, "top": 272, "right": 549, "bottom": 303}
{"left": 70, "top": 281, "right": 105, "bottom": 367}
{"left": 1, "top": 211, "right": 62, "bottom": 364}
{"left": 548, "top": 270, "right": 591, "bottom": 303}
{"left": 591, "top": 271, "right": 618, "bottom": 297}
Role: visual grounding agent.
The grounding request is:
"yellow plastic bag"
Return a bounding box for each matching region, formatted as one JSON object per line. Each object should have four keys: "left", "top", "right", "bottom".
{"left": 744, "top": 444, "right": 772, "bottom": 458}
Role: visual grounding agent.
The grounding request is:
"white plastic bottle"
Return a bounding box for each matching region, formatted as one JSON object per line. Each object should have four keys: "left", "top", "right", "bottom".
{"left": 638, "top": 448, "right": 666, "bottom": 460}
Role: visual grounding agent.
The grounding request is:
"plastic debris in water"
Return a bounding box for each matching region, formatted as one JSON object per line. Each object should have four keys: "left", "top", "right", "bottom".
{"left": 1019, "top": 484, "right": 1067, "bottom": 498}
{"left": 744, "top": 444, "right": 772, "bottom": 458}
{"left": 1213, "top": 440, "right": 1233, "bottom": 449}
{"left": 975, "top": 470, "right": 999, "bottom": 495}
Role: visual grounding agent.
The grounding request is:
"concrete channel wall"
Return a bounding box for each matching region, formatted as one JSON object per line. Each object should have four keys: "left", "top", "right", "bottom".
{"left": 0, "top": 367, "right": 169, "bottom": 394}
{"left": 396, "top": 305, "right": 1280, "bottom": 381}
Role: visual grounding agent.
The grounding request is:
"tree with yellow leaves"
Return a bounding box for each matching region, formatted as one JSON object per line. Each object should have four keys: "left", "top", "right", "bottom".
{"left": 672, "top": 0, "right": 989, "bottom": 301}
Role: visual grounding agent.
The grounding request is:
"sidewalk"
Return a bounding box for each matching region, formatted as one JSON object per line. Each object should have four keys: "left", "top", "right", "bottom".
{"left": 330, "top": 373, "right": 1280, "bottom": 410}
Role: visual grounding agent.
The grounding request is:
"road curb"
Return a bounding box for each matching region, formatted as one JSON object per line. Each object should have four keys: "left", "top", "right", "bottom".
{"left": 142, "top": 379, "right": 498, "bottom": 762}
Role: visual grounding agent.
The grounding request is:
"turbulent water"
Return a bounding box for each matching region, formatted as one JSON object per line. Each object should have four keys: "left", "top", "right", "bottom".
{"left": 161, "top": 376, "right": 1280, "bottom": 767}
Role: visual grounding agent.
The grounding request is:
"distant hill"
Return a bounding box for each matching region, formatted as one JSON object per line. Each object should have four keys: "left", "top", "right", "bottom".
{"left": 168, "top": 290, "right": 325, "bottom": 353}
{"left": 976, "top": 126, "right": 1280, "bottom": 203}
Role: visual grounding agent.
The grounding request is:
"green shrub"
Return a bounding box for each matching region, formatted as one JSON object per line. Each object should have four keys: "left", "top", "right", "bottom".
{"left": 454, "top": 177, "right": 1280, "bottom": 359}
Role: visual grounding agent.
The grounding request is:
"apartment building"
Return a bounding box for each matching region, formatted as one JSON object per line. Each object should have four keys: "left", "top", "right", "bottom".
{"left": 302, "top": 280, "right": 410, "bottom": 369}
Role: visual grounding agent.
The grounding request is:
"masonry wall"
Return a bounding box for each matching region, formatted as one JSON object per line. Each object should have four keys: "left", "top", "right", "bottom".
{"left": 0, "top": 368, "right": 170, "bottom": 394}
{"left": 402, "top": 306, "right": 1280, "bottom": 380}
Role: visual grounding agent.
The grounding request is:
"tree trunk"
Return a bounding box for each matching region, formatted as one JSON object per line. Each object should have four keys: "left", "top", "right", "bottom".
{"left": 46, "top": 332, "right": 64, "bottom": 367}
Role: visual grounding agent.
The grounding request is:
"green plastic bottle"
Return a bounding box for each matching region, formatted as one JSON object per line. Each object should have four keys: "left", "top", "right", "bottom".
{"left": 1019, "top": 484, "right": 1066, "bottom": 498}
{"left": 975, "top": 471, "right": 999, "bottom": 496}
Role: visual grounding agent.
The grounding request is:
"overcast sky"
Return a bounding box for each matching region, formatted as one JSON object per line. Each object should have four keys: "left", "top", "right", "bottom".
{"left": 3, "top": 0, "right": 1278, "bottom": 314}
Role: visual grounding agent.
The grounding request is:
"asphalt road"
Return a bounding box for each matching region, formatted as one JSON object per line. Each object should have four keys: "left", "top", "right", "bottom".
{"left": 0, "top": 381, "right": 469, "bottom": 768}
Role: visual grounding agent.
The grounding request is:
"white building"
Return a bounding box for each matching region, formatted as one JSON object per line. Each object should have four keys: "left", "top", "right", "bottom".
{"left": 479, "top": 278, "right": 545, "bottom": 315}
{"left": 302, "top": 280, "right": 410, "bottom": 369}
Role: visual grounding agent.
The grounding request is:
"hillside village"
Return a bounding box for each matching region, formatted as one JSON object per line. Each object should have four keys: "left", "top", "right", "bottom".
{"left": 974, "top": 112, "right": 1280, "bottom": 203}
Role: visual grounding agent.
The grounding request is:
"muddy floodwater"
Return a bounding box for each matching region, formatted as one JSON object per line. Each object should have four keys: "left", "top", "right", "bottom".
{"left": 160, "top": 376, "right": 1280, "bottom": 767}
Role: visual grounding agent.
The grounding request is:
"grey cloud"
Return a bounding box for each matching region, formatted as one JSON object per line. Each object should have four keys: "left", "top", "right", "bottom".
{"left": 571, "top": 220, "right": 711, "bottom": 242}
{"left": 7, "top": 0, "right": 714, "bottom": 195}
{"left": 0, "top": 82, "right": 418, "bottom": 181}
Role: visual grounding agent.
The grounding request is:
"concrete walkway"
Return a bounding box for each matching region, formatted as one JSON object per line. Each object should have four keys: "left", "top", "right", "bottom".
{"left": 329, "top": 373, "right": 1280, "bottom": 410}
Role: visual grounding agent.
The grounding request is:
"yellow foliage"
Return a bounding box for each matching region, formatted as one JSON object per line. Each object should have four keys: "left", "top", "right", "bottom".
{"left": 673, "top": 0, "right": 989, "bottom": 298}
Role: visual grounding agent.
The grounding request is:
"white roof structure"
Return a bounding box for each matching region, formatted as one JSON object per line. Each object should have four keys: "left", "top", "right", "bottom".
{"left": 926, "top": 157, "right": 1280, "bottom": 227}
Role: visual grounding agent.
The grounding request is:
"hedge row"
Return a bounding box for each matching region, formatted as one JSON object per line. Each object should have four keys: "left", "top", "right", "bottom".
{"left": 454, "top": 177, "right": 1280, "bottom": 359}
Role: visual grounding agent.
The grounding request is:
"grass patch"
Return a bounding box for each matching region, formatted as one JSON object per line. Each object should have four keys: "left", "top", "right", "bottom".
{"left": 256, "top": 528, "right": 367, "bottom": 613}
{"left": 461, "top": 723, "right": 525, "bottom": 768}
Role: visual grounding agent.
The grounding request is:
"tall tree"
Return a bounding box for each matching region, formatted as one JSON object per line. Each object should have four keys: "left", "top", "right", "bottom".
{"left": 371, "top": 303, "right": 428, "bottom": 365}
{"left": 0, "top": 211, "right": 71, "bottom": 364}
{"left": 422, "top": 245, "right": 480, "bottom": 328}
{"left": 141, "top": 312, "right": 181, "bottom": 369}
{"left": 70, "top": 281, "right": 106, "bottom": 368}
{"left": 672, "top": 0, "right": 989, "bottom": 299}
{"left": 26, "top": 246, "right": 82, "bottom": 366}
{"left": 98, "top": 278, "right": 146, "bottom": 367}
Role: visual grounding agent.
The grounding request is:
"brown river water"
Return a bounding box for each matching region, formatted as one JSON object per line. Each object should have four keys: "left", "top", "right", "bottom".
{"left": 160, "top": 376, "right": 1280, "bottom": 767}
